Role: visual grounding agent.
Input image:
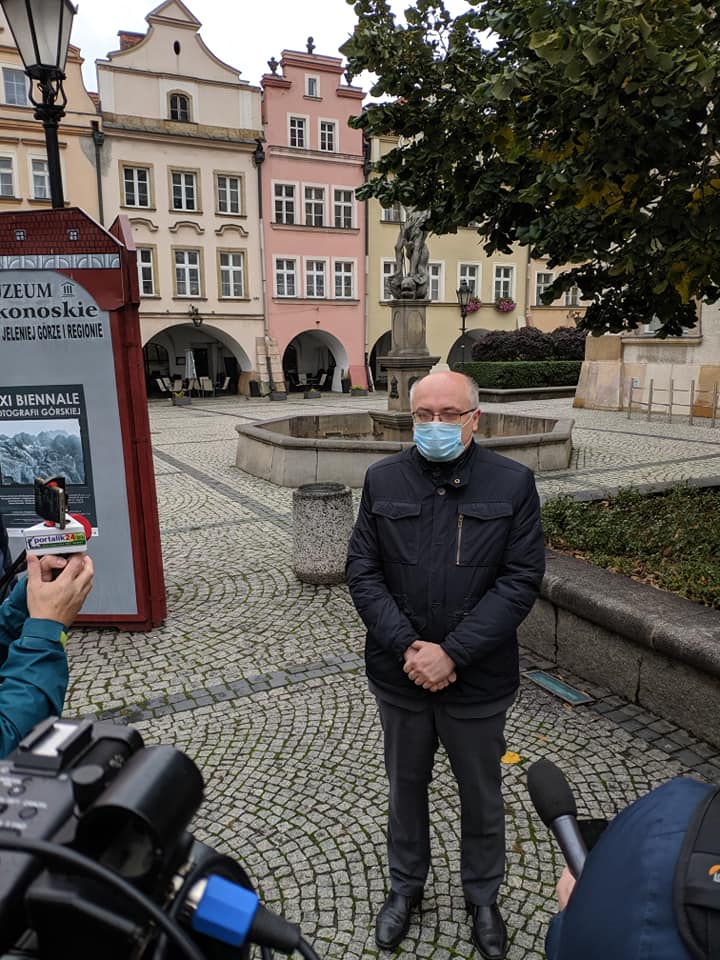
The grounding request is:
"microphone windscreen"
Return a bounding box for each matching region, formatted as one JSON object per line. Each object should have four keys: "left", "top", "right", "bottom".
{"left": 527, "top": 759, "right": 578, "bottom": 826}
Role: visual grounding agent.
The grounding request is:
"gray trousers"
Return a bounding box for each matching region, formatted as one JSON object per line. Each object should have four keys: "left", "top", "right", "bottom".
{"left": 377, "top": 698, "right": 507, "bottom": 906}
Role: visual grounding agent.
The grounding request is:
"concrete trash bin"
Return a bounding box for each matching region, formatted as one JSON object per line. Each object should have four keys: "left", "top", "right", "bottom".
{"left": 292, "top": 482, "right": 354, "bottom": 585}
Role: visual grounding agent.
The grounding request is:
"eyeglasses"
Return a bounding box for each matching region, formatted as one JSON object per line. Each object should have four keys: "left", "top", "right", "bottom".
{"left": 411, "top": 408, "right": 476, "bottom": 425}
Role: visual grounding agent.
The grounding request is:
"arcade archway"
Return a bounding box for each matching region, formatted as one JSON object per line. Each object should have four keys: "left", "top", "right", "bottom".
{"left": 282, "top": 329, "right": 350, "bottom": 393}
{"left": 447, "top": 328, "right": 490, "bottom": 370}
{"left": 369, "top": 331, "right": 391, "bottom": 390}
{"left": 143, "top": 323, "right": 252, "bottom": 395}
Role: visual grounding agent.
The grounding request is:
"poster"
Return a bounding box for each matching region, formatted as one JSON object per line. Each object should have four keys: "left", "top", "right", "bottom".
{"left": 0, "top": 383, "right": 97, "bottom": 534}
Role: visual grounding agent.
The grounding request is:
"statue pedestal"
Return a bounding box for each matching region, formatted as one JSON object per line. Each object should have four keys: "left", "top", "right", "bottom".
{"left": 371, "top": 299, "right": 439, "bottom": 440}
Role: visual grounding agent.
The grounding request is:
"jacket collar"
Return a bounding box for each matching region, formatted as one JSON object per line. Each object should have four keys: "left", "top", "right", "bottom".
{"left": 412, "top": 441, "right": 477, "bottom": 489}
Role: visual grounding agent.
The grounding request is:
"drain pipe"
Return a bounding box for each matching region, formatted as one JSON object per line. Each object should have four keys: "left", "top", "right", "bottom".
{"left": 254, "top": 139, "right": 268, "bottom": 336}
{"left": 362, "top": 135, "right": 371, "bottom": 388}
{"left": 92, "top": 121, "right": 105, "bottom": 226}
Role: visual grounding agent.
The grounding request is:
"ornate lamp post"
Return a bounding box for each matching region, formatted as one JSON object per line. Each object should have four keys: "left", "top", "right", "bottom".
{"left": 456, "top": 279, "right": 472, "bottom": 371}
{"left": 1, "top": 0, "right": 77, "bottom": 209}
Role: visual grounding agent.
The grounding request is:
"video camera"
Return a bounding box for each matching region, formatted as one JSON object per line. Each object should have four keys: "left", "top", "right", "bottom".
{"left": 0, "top": 717, "right": 320, "bottom": 960}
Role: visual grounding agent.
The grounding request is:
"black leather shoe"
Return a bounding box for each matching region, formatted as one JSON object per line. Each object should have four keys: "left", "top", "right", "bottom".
{"left": 466, "top": 902, "right": 508, "bottom": 960}
{"left": 375, "top": 890, "right": 423, "bottom": 950}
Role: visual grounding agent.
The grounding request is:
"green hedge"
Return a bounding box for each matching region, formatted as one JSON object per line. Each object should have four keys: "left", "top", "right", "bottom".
{"left": 460, "top": 360, "right": 582, "bottom": 389}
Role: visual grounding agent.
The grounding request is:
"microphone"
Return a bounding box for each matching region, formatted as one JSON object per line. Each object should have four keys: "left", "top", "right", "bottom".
{"left": 527, "top": 759, "right": 587, "bottom": 878}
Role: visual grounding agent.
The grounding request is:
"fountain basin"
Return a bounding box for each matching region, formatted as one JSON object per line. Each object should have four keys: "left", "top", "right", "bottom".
{"left": 235, "top": 411, "right": 573, "bottom": 488}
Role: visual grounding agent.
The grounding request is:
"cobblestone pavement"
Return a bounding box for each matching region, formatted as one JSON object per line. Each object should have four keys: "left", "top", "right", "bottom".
{"left": 64, "top": 393, "right": 720, "bottom": 959}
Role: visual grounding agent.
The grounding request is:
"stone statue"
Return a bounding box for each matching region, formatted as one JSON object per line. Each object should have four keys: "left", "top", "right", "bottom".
{"left": 389, "top": 208, "right": 430, "bottom": 300}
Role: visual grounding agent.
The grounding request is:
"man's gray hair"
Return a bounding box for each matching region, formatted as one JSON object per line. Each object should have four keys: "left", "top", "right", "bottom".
{"left": 409, "top": 373, "right": 480, "bottom": 410}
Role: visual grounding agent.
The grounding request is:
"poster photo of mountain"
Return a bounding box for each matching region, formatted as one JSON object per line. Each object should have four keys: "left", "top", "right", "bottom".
{"left": 0, "top": 384, "right": 97, "bottom": 533}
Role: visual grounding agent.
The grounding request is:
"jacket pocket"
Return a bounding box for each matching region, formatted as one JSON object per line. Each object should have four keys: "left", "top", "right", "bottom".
{"left": 456, "top": 501, "right": 513, "bottom": 567}
{"left": 371, "top": 500, "right": 421, "bottom": 564}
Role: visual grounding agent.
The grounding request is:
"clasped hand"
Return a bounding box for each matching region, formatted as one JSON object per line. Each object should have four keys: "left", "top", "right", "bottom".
{"left": 403, "top": 640, "right": 456, "bottom": 692}
{"left": 27, "top": 553, "right": 95, "bottom": 628}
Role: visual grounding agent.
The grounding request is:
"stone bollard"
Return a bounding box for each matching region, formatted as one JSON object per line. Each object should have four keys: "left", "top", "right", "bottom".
{"left": 292, "top": 482, "right": 354, "bottom": 585}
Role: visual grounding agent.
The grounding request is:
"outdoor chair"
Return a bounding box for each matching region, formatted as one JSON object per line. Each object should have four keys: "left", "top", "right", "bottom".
{"left": 198, "top": 376, "right": 215, "bottom": 397}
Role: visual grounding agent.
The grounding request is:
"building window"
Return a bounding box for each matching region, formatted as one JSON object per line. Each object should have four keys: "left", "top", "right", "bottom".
{"left": 382, "top": 202, "right": 403, "bottom": 222}
{"left": 137, "top": 247, "right": 156, "bottom": 295}
{"left": 320, "top": 121, "right": 336, "bottom": 152}
{"left": 123, "top": 166, "right": 150, "bottom": 207}
{"left": 289, "top": 116, "right": 306, "bottom": 148}
{"left": 305, "top": 186, "right": 325, "bottom": 227}
{"left": 216, "top": 174, "right": 241, "bottom": 214}
{"left": 306, "top": 75, "right": 319, "bottom": 98}
{"left": 429, "top": 262, "right": 442, "bottom": 301}
{"left": 32, "top": 158, "right": 50, "bottom": 200}
{"left": 459, "top": 263, "right": 480, "bottom": 295}
{"left": 0, "top": 157, "right": 13, "bottom": 197}
{"left": 382, "top": 260, "right": 395, "bottom": 300}
{"left": 275, "top": 258, "right": 296, "bottom": 297}
{"left": 219, "top": 251, "right": 245, "bottom": 298}
{"left": 169, "top": 93, "right": 190, "bottom": 122}
{"left": 274, "top": 183, "right": 295, "bottom": 224}
{"left": 334, "top": 261, "right": 354, "bottom": 299}
{"left": 3, "top": 67, "right": 27, "bottom": 106}
{"left": 334, "top": 189, "right": 353, "bottom": 229}
{"left": 174, "top": 249, "right": 201, "bottom": 296}
{"left": 535, "top": 271, "right": 554, "bottom": 305}
{"left": 171, "top": 171, "right": 197, "bottom": 211}
{"left": 306, "top": 260, "right": 326, "bottom": 298}
{"left": 564, "top": 284, "right": 580, "bottom": 307}
{"left": 494, "top": 265, "right": 515, "bottom": 301}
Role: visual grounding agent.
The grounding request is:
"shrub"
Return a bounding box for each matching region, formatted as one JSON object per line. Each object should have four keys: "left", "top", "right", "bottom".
{"left": 542, "top": 486, "right": 720, "bottom": 609}
{"left": 550, "top": 326, "right": 587, "bottom": 360}
{"left": 461, "top": 360, "right": 582, "bottom": 388}
{"left": 472, "top": 325, "right": 587, "bottom": 362}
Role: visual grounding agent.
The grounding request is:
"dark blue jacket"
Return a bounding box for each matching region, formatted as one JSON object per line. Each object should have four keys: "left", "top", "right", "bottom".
{"left": 546, "top": 778, "right": 712, "bottom": 960}
{"left": 346, "top": 443, "right": 545, "bottom": 705}
{"left": 0, "top": 576, "right": 68, "bottom": 757}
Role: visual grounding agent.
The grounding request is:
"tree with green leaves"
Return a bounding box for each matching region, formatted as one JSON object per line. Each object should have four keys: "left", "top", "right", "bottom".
{"left": 342, "top": 0, "right": 720, "bottom": 336}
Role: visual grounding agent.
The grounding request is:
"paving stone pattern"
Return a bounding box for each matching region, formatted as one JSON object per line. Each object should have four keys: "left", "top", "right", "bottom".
{"left": 64, "top": 394, "right": 720, "bottom": 960}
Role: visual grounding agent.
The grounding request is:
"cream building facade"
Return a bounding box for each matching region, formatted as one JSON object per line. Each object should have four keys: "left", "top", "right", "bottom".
{"left": 0, "top": 13, "right": 99, "bottom": 219}
{"left": 95, "top": 0, "right": 265, "bottom": 392}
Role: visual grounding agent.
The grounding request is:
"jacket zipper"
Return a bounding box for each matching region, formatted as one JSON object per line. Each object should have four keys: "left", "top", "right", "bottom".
{"left": 456, "top": 514, "right": 464, "bottom": 565}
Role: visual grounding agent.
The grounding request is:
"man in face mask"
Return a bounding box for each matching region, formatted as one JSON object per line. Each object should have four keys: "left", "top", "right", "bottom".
{"left": 346, "top": 371, "right": 545, "bottom": 958}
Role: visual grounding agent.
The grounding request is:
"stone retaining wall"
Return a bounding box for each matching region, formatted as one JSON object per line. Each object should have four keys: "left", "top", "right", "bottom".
{"left": 519, "top": 550, "right": 720, "bottom": 747}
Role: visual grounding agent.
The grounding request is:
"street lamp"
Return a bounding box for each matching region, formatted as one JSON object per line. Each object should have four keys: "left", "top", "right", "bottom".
{"left": 456, "top": 279, "right": 472, "bottom": 372}
{"left": 1, "top": 0, "right": 77, "bottom": 209}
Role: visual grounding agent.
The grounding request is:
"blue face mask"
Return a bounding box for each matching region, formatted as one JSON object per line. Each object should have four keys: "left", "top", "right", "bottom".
{"left": 413, "top": 422, "right": 467, "bottom": 462}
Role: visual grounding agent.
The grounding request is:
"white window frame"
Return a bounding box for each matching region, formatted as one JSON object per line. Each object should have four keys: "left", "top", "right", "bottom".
{"left": 333, "top": 187, "right": 354, "bottom": 229}
{"left": 564, "top": 284, "right": 581, "bottom": 307}
{"left": 304, "top": 257, "right": 327, "bottom": 299}
{"left": 219, "top": 251, "right": 246, "bottom": 298}
{"left": 171, "top": 170, "right": 198, "bottom": 212}
{"left": 123, "top": 165, "right": 151, "bottom": 208}
{"left": 428, "top": 261, "right": 443, "bottom": 302}
{"left": 535, "top": 270, "right": 555, "bottom": 305}
{"left": 2, "top": 66, "right": 27, "bottom": 106}
{"left": 333, "top": 259, "right": 355, "bottom": 299}
{"left": 216, "top": 173, "right": 242, "bottom": 214}
{"left": 31, "top": 157, "right": 50, "bottom": 201}
{"left": 381, "top": 202, "right": 403, "bottom": 222}
{"left": 288, "top": 114, "right": 308, "bottom": 149}
{"left": 174, "top": 248, "right": 202, "bottom": 297}
{"left": 319, "top": 119, "right": 337, "bottom": 153}
{"left": 0, "top": 156, "right": 14, "bottom": 197}
{"left": 381, "top": 258, "right": 395, "bottom": 301}
{"left": 273, "top": 181, "right": 297, "bottom": 225}
{"left": 493, "top": 264, "right": 516, "bottom": 301}
{"left": 274, "top": 256, "right": 297, "bottom": 298}
{"left": 458, "top": 262, "right": 481, "bottom": 296}
{"left": 305, "top": 75, "right": 320, "bottom": 98}
{"left": 304, "top": 184, "right": 325, "bottom": 227}
{"left": 137, "top": 247, "right": 156, "bottom": 296}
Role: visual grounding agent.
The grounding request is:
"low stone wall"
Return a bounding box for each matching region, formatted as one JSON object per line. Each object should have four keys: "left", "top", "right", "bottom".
{"left": 478, "top": 385, "right": 577, "bottom": 403}
{"left": 519, "top": 550, "right": 720, "bottom": 747}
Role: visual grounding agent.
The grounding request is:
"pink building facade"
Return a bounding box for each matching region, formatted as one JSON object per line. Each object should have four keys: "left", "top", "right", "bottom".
{"left": 261, "top": 44, "right": 367, "bottom": 391}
